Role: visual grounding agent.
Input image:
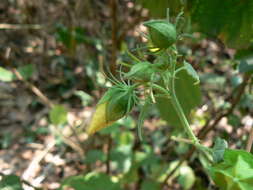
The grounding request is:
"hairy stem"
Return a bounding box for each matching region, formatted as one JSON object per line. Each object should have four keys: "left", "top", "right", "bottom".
{"left": 170, "top": 59, "right": 200, "bottom": 145}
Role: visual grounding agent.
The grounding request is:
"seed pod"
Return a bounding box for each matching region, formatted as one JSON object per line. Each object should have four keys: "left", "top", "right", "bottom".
{"left": 144, "top": 20, "right": 177, "bottom": 49}
{"left": 86, "top": 86, "right": 135, "bottom": 135}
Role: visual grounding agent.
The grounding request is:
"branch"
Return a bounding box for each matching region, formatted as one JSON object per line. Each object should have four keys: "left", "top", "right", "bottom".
{"left": 11, "top": 68, "right": 54, "bottom": 108}
{"left": 0, "top": 23, "right": 43, "bottom": 30}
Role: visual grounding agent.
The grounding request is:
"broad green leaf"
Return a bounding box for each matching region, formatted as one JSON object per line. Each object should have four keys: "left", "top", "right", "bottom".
{"left": 178, "top": 165, "right": 196, "bottom": 190}
{"left": 0, "top": 64, "right": 35, "bottom": 82}
{"left": 212, "top": 137, "right": 228, "bottom": 163}
{"left": 16, "top": 64, "right": 35, "bottom": 80}
{"left": 141, "top": 179, "right": 160, "bottom": 190}
{"left": 235, "top": 45, "right": 253, "bottom": 74}
{"left": 156, "top": 67, "right": 201, "bottom": 128}
{"left": 49, "top": 104, "right": 68, "bottom": 125}
{"left": 60, "top": 172, "right": 122, "bottom": 190}
{"left": 110, "top": 149, "right": 132, "bottom": 173}
{"left": 190, "top": 0, "right": 253, "bottom": 49}
{"left": 209, "top": 149, "right": 253, "bottom": 190}
{"left": 238, "top": 61, "right": 253, "bottom": 74}
{"left": 84, "top": 150, "right": 106, "bottom": 164}
{"left": 0, "top": 67, "right": 14, "bottom": 82}
{"left": 137, "top": 0, "right": 183, "bottom": 18}
{"left": 0, "top": 175, "right": 23, "bottom": 190}
{"left": 183, "top": 61, "right": 199, "bottom": 84}
{"left": 110, "top": 132, "right": 134, "bottom": 173}
{"left": 139, "top": 0, "right": 253, "bottom": 49}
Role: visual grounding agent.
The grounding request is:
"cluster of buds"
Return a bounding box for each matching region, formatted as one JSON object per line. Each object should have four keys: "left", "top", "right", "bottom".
{"left": 87, "top": 19, "right": 179, "bottom": 135}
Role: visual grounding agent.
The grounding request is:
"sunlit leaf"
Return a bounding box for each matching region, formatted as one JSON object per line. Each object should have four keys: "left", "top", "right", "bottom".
{"left": 156, "top": 67, "right": 201, "bottom": 128}
{"left": 212, "top": 137, "right": 228, "bottom": 163}
{"left": 49, "top": 104, "right": 68, "bottom": 125}
{"left": 60, "top": 172, "right": 122, "bottom": 190}
{"left": 0, "top": 67, "right": 14, "bottom": 82}
{"left": 183, "top": 61, "right": 199, "bottom": 84}
{"left": 0, "top": 175, "right": 23, "bottom": 190}
{"left": 178, "top": 165, "right": 196, "bottom": 190}
{"left": 141, "top": 179, "right": 160, "bottom": 190}
{"left": 209, "top": 149, "right": 253, "bottom": 190}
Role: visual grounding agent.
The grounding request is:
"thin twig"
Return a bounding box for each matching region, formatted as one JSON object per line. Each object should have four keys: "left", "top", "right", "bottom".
{"left": 22, "top": 139, "right": 56, "bottom": 180}
{"left": 0, "top": 23, "right": 43, "bottom": 30}
{"left": 11, "top": 68, "right": 54, "bottom": 108}
{"left": 51, "top": 125, "right": 84, "bottom": 157}
{"left": 171, "top": 136, "right": 193, "bottom": 144}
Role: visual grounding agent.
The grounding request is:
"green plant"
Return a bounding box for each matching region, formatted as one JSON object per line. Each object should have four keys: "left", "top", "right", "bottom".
{"left": 83, "top": 13, "right": 253, "bottom": 190}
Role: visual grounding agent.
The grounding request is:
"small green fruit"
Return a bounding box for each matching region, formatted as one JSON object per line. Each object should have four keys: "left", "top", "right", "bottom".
{"left": 144, "top": 20, "right": 177, "bottom": 49}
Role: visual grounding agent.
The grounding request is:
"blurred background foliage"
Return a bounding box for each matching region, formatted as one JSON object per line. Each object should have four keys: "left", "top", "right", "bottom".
{"left": 0, "top": 0, "right": 253, "bottom": 190}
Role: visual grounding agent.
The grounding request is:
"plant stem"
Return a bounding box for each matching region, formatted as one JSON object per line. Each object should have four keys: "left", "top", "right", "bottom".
{"left": 169, "top": 59, "right": 200, "bottom": 145}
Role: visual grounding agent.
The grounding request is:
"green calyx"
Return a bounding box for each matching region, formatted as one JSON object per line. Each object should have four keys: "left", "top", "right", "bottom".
{"left": 125, "top": 61, "right": 155, "bottom": 82}
{"left": 99, "top": 85, "right": 136, "bottom": 122}
{"left": 144, "top": 20, "right": 177, "bottom": 49}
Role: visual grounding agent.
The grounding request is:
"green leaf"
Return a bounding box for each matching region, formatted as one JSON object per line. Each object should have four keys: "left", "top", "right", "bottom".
{"left": 238, "top": 61, "right": 253, "bottom": 74}
{"left": 190, "top": 0, "right": 253, "bottom": 49}
{"left": 84, "top": 150, "right": 106, "bottom": 164}
{"left": 16, "top": 64, "right": 35, "bottom": 80}
{"left": 183, "top": 61, "right": 199, "bottom": 84}
{"left": 74, "top": 90, "right": 93, "bottom": 106}
{"left": 212, "top": 137, "right": 228, "bottom": 163}
{"left": 235, "top": 46, "right": 253, "bottom": 74}
{"left": 178, "top": 165, "right": 196, "bottom": 190}
{"left": 0, "top": 67, "right": 14, "bottom": 82}
{"left": 0, "top": 175, "right": 23, "bottom": 190}
{"left": 141, "top": 179, "right": 160, "bottom": 190}
{"left": 156, "top": 67, "right": 201, "bottom": 128}
{"left": 137, "top": 0, "right": 183, "bottom": 18}
{"left": 139, "top": 0, "right": 253, "bottom": 49}
{"left": 49, "top": 105, "right": 68, "bottom": 125}
{"left": 0, "top": 64, "right": 35, "bottom": 82}
{"left": 209, "top": 149, "right": 253, "bottom": 190}
{"left": 60, "top": 172, "right": 122, "bottom": 190}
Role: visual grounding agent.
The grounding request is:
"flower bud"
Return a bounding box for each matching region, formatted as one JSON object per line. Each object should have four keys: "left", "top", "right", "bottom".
{"left": 86, "top": 86, "right": 135, "bottom": 135}
{"left": 144, "top": 20, "right": 177, "bottom": 49}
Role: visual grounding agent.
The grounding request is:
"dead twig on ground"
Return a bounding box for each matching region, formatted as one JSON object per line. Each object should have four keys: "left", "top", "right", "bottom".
{"left": 0, "top": 23, "right": 43, "bottom": 30}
